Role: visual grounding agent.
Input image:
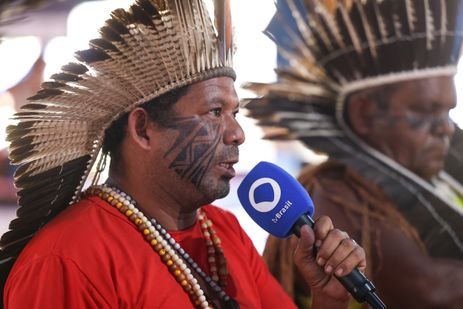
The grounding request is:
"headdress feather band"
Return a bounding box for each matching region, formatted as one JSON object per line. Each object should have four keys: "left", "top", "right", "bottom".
{"left": 0, "top": 0, "right": 235, "bottom": 263}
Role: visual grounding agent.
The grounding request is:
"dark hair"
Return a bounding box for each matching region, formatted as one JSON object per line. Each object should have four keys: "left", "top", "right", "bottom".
{"left": 102, "top": 85, "right": 190, "bottom": 163}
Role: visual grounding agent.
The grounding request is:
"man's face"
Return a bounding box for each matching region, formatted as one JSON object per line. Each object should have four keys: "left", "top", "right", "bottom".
{"left": 153, "top": 77, "right": 244, "bottom": 202}
{"left": 354, "top": 76, "right": 456, "bottom": 180}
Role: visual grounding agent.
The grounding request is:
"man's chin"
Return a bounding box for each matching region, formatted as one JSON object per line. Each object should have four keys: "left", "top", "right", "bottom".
{"left": 416, "top": 162, "right": 444, "bottom": 181}
{"left": 214, "top": 183, "right": 231, "bottom": 200}
{"left": 198, "top": 179, "right": 230, "bottom": 203}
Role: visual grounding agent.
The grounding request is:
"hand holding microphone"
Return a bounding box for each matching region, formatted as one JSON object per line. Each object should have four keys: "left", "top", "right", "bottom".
{"left": 294, "top": 219, "right": 366, "bottom": 307}
{"left": 238, "top": 161, "right": 386, "bottom": 309}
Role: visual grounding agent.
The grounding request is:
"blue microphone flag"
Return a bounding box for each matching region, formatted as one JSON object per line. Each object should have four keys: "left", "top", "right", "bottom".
{"left": 237, "top": 161, "right": 314, "bottom": 238}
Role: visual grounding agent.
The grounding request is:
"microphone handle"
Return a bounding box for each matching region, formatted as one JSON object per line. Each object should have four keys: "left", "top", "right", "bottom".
{"left": 293, "top": 215, "right": 386, "bottom": 309}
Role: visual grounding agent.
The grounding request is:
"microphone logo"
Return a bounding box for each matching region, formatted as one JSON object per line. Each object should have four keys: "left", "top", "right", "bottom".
{"left": 238, "top": 161, "right": 314, "bottom": 237}
{"left": 248, "top": 177, "right": 281, "bottom": 212}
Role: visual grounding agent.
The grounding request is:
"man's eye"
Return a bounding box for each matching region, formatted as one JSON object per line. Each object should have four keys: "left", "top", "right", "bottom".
{"left": 210, "top": 108, "right": 222, "bottom": 117}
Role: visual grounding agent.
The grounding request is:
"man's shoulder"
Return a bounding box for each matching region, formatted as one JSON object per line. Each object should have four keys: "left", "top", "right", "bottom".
{"left": 302, "top": 160, "right": 361, "bottom": 183}
{"left": 5, "top": 196, "right": 160, "bottom": 308}
{"left": 301, "top": 160, "right": 398, "bottom": 229}
{"left": 13, "top": 196, "right": 135, "bottom": 268}
{"left": 36, "top": 195, "right": 131, "bottom": 239}
{"left": 302, "top": 160, "right": 388, "bottom": 200}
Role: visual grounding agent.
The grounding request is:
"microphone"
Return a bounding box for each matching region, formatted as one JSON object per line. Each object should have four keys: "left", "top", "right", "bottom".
{"left": 237, "top": 161, "right": 386, "bottom": 309}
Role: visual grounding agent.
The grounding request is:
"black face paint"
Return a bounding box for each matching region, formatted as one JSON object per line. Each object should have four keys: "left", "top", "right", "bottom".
{"left": 163, "top": 116, "right": 222, "bottom": 187}
{"left": 403, "top": 111, "right": 454, "bottom": 132}
{"left": 372, "top": 111, "right": 453, "bottom": 131}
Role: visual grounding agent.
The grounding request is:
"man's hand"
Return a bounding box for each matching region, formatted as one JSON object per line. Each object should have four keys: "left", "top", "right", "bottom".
{"left": 293, "top": 216, "right": 366, "bottom": 308}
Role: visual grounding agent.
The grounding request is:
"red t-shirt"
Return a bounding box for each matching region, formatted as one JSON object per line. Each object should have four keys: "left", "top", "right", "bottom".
{"left": 4, "top": 196, "right": 296, "bottom": 308}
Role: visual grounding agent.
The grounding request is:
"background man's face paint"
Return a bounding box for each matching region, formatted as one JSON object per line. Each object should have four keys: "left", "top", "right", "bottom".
{"left": 373, "top": 111, "right": 455, "bottom": 132}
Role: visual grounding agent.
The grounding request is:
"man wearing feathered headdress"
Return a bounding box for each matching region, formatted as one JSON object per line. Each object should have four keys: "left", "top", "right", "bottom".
{"left": 0, "top": 0, "right": 368, "bottom": 308}
{"left": 244, "top": 0, "right": 463, "bottom": 307}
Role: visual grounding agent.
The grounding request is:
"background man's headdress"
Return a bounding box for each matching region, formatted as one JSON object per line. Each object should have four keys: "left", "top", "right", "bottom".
{"left": 243, "top": 0, "right": 463, "bottom": 259}
{"left": 0, "top": 0, "right": 234, "bottom": 280}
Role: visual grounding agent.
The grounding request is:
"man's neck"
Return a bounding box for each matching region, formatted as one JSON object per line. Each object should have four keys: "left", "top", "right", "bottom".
{"left": 105, "top": 175, "right": 199, "bottom": 231}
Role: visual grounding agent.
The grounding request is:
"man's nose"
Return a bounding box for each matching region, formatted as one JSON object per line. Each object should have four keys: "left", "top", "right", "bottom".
{"left": 432, "top": 113, "right": 455, "bottom": 137}
{"left": 223, "top": 115, "right": 245, "bottom": 146}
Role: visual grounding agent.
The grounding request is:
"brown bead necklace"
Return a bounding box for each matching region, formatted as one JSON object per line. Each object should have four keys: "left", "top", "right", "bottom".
{"left": 86, "top": 185, "right": 239, "bottom": 309}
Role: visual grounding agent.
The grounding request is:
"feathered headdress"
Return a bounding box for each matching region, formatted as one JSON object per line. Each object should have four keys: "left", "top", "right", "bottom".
{"left": 243, "top": 0, "right": 463, "bottom": 259}
{"left": 0, "top": 0, "right": 234, "bottom": 275}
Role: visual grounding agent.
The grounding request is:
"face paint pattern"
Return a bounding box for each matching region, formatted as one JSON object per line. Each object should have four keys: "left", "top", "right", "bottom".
{"left": 163, "top": 116, "right": 222, "bottom": 187}
{"left": 373, "top": 111, "right": 453, "bottom": 131}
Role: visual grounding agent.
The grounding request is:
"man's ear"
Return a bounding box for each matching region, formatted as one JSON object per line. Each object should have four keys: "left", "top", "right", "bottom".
{"left": 126, "top": 107, "right": 156, "bottom": 150}
{"left": 346, "top": 91, "right": 378, "bottom": 136}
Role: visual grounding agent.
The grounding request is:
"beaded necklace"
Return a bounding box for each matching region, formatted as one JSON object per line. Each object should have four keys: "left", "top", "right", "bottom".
{"left": 86, "top": 185, "right": 239, "bottom": 309}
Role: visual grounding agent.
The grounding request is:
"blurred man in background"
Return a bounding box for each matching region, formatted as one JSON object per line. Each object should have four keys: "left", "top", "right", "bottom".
{"left": 245, "top": 0, "right": 463, "bottom": 307}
